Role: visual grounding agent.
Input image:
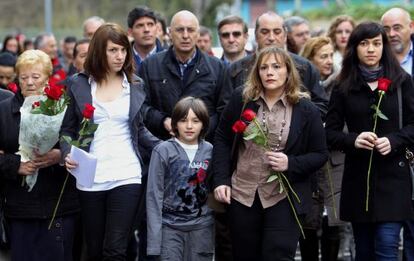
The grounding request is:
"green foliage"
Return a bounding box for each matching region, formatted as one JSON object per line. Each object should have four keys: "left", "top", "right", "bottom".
{"left": 0, "top": 0, "right": 233, "bottom": 36}
{"left": 303, "top": 2, "right": 414, "bottom": 21}
{"left": 243, "top": 120, "right": 268, "bottom": 147}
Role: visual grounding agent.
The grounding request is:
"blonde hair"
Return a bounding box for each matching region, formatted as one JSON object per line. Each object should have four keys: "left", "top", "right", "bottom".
{"left": 243, "top": 46, "right": 309, "bottom": 104}
{"left": 16, "top": 49, "right": 52, "bottom": 77}
{"left": 301, "top": 36, "right": 333, "bottom": 61}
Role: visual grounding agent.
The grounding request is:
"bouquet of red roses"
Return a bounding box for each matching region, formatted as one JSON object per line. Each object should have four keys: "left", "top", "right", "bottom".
{"left": 232, "top": 109, "right": 304, "bottom": 237}
{"left": 17, "top": 84, "right": 69, "bottom": 191}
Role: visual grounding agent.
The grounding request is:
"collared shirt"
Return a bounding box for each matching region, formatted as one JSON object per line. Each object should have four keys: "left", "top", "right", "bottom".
{"left": 133, "top": 44, "right": 158, "bottom": 68}
{"left": 174, "top": 48, "right": 198, "bottom": 78}
{"left": 221, "top": 51, "right": 249, "bottom": 67}
{"left": 231, "top": 94, "right": 293, "bottom": 208}
{"left": 79, "top": 73, "right": 142, "bottom": 191}
{"left": 400, "top": 42, "right": 413, "bottom": 75}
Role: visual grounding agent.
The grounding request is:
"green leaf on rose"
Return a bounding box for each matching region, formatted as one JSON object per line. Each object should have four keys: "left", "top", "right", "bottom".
{"left": 61, "top": 135, "right": 73, "bottom": 145}
{"left": 254, "top": 135, "right": 267, "bottom": 146}
{"left": 80, "top": 138, "right": 93, "bottom": 147}
{"left": 377, "top": 111, "right": 389, "bottom": 120}
{"left": 267, "top": 174, "right": 279, "bottom": 183}
{"left": 244, "top": 132, "right": 259, "bottom": 140}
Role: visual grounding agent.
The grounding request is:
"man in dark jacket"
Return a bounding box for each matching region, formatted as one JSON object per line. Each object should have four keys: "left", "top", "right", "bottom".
{"left": 139, "top": 10, "right": 231, "bottom": 142}
{"left": 229, "top": 11, "right": 328, "bottom": 119}
{"left": 381, "top": 7, "right": 414, "bottom": 261}
{"left": 127, "top": 6, "right": 164, "bottom": 75}
{"left": 381, "top": 8, "right": 414, "bottom": 76}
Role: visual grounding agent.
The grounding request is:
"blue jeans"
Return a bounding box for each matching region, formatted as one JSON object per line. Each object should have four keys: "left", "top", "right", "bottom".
{"left": 79, "top": 184, "right": 141, "bottom": 261}
{"left": 352, "top": 222, "right": 403, "bottom": 261}
{"left": 404, "top": 220, "right": 414, "bottom": 261}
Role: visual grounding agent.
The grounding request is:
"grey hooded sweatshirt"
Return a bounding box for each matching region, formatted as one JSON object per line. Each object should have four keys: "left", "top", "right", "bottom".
{"left": 146, "top": 138, "right": 213, "bottom": 255}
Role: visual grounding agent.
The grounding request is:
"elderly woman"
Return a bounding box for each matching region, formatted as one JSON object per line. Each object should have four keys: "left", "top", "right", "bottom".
{"left": 212, "top": 46, "right": 328, "bottom": 260}
{"left": 327, "top": 15, "right": 356, "bottom": 70}
{"left": 326, "top": 22, "right": 414, "bottom": 261}
{"left": 0, "top": 50, "right": 79, "bottom": 261}
{"left": 300, "top": 36, "right": 346, "bottom": 261}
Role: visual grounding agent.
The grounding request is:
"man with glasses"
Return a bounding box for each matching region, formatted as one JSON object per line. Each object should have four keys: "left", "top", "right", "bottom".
{"left": 217, "top": 15, "right": 250, "bottom": 65}
{"left": 139, "top": 10, "right": 231, "bottom": 141}
{"left": 382, "top": 7, "right": 414, "bottom": 261}
{"left": 382, "top": 7, "right": 414, "bottom": 76}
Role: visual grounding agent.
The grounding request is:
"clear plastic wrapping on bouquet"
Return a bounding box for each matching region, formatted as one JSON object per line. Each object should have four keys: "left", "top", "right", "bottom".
{"left": 17, "top": 95, "right": 67, "bottom": 191}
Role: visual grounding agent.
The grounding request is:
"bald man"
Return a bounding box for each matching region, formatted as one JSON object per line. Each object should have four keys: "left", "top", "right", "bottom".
{"left": 228, "top": 11, "right": 328, "bottom": 118}
{"left": 382, "top": 8, "right": 414, "bottom": 260}
{"left": 139, "top": 10, "right": 231, "bottom": 141}
{"left": 381, "top": 7, "right": 414, "bottom": 76}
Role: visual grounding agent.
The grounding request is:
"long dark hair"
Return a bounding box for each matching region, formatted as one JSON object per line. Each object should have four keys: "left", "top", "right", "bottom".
{"left": 84, "top": 23, "right": 135, "bottom": 83}
{"left": 337, "top": 21, "right": 405, "bottom": 92}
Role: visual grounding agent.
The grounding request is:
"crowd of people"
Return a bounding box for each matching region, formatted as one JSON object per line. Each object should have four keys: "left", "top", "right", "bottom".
{"left": 0, "top": 4, "right": 414, "bottom": 261}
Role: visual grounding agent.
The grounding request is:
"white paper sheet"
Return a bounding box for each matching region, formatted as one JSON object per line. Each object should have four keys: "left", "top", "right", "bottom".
{"left": 68, "top": 146, "right": 97, "bottom": 188}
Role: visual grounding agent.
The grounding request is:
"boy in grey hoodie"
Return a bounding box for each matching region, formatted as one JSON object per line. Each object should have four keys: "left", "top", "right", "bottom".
{"left": 146, "top": 97, "right": 214, "bottom": 261}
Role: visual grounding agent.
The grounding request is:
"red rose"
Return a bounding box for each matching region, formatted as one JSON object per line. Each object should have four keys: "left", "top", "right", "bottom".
{"left": 232, "top": 120, "right": 247, "bottom": 133}
{"left": 7, "top": 82, "right": 18, "bottom": 93}
{"left": 241, "top": 109, "right": 256, "bottom": 122}
{"left": 196, "top": 168, "right": 207, "bottom": 183}
{"left": 44, "top": 85, "right": 63, "bottom": 100}
{"left": 32, "top": 101, "right": 40, "bottom": 109}
{"left": 82, "top": 103, "right": 95, "bottom": 119}
{"left": 377, "top": 78, "right": 391, "bottom": 92}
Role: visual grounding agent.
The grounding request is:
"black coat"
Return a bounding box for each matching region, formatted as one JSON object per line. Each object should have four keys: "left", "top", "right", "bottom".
{"left": 0, "top": 92, "right": 79, "bottom": 219}
{"left": 138, "top": 47, "right": 232, "bottom": 141}
{"left": 325, "top": 74, "right": 414, "bottom": 222}
{"left": 0, "top": 89, "right": 12, "bottom": 102}
{"left": 212, "top": 87, "right": 329, "bottom": 215}
{"left": 228, "top": 53, "right": 329, "bottom": 119}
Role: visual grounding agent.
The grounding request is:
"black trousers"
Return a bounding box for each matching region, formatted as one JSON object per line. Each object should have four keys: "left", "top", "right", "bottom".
{"left": 9, "top": 215, "right": 77, "bottom": 261}
{"left": 79, "top": 184, "right": 141, "bottom": 261}
{"left": 228, "top": 194, "right": 301, "bottom": 261}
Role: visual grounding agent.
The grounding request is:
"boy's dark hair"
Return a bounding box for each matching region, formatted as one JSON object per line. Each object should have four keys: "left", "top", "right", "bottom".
{"left": 127, "top": 6, "right": 157, "bottom": 29}
{"left": 171, "top": 97, "right": 210, "bottom": 140}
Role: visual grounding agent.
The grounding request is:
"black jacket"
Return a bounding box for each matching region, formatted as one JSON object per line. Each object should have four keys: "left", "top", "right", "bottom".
{"left": 60, "top": 73, "right": 160, "bottom": 174}
{"left": 132, "top": 38, "right": 165, "bottom": 75}
{"left": 228, "top": 53, "right": 328, "bottom": 119}
{"left": 212, "top": 87, "right": 329, "bottom": 215}
{"left": 325, "top": 73, "right": 414, "bottom": 222}
{"left": 0, "top": 92, "right": 79, "bottom": 219}
{"left": 139, "top": 47, "right": 232, "bottom": 141}
{"left": 0, "top": 89, "right": 12, "bottom": 102}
